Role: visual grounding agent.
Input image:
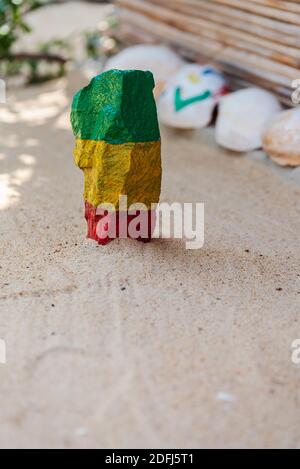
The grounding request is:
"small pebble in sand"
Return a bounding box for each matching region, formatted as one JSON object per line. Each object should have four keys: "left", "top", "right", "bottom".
{"left": 216, "top": 391, "right": 236, "bottom": 403}
{"left": 75, "top": 427, "right": 89, "bottom": 437}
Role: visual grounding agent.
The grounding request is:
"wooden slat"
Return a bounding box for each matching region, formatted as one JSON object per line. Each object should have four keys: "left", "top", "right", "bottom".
{"left": 116, "top": 0, "right": 300, "bottom": 105}
{"left": 244, "top": 0, "right": 300, "bottom": 15}
{"left": 210, "top": 0, "right": 300, "bottom": 24}
{"left": 119, "top": 0, "right": 300, "bottom": 67}
{"left": 117, "top": 22, "right": 293, "bottom": 105}
{"left": 120, "top": 10, "right": 297, "bottom": 82}
{"left": 149, "top": 0, "right": 300, "bottom": 36}
{"left": 163, "top": 2, "right": 300, "bottom": 48}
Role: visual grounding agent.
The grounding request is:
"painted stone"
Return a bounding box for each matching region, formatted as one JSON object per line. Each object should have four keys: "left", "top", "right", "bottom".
{"left": 104, "top": 45, "right": 185, "bottom": 98}
{"left": 158, "top": 64, "right": 227, "bottom": 129}
{"left": 215, "top": 87, "right": 282, "bottom": 152}
{"left": 71, "top": 69, "right": 162, "bottom": 244}
{"left": 262, "top": 108, "right": 300, "bottom": 167}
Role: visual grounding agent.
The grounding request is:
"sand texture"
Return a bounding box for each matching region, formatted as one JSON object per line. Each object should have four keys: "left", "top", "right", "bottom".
{"left": 0, "top": 75, "right": 299, "bottom": 448}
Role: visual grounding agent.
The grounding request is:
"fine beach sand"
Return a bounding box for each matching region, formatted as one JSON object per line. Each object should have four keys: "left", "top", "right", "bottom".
{"left": 0, "top": 74, "right": 300, "bottom": 448}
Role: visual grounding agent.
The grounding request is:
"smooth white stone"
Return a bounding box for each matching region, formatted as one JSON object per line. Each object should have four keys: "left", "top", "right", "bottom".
{"left": 215, "top": 88, "right": 282, "bottom": 152}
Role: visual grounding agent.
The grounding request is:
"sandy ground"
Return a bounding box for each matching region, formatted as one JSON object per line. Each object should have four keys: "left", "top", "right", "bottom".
{"left": 14, "top": 1, "right": 115, "bottom": 58}
{"left": 0, "top": 73, "right": 299, "bottom": 449}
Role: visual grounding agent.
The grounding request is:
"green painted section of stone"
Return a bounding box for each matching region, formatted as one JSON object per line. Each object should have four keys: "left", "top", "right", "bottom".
{"left": 71, "top": 69, "right": 160, "bottom": 144}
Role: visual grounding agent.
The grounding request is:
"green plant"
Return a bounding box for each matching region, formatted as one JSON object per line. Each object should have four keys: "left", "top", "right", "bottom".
{"left": 0, "top": 0, "right": 45, "bottom": 57}
{"left": 0, "top": 1, "right": 68, "bottom": 83}
{"left": 85, "top": 15, "right": 120, "bottom": 59}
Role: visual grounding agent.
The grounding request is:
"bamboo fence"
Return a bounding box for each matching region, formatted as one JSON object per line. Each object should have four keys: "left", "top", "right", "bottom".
{"left": 116, "top": 0, "right": 300, "bottom": 105}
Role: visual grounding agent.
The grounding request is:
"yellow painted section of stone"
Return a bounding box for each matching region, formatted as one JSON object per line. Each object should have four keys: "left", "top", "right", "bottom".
{"left": 74, "top": 139, "right": 161, "bottom": 209}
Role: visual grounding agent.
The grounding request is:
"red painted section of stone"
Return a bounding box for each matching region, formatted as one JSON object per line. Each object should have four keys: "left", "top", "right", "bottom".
{"left": 84, "top": 201, "right": 156, "bottom": 245}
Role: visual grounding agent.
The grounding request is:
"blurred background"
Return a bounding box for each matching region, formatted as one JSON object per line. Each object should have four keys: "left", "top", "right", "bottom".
{"left": 1, "top": 0, "right": 299, "bottom": 104}
{"left": 2, "top": 0, "right": 300, "bottom": 169}
{"left": 0, "top": 0, "right": 300, "bottom": 449}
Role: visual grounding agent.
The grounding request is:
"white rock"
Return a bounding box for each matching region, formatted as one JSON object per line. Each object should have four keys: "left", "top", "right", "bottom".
{"left": 104, "top": 45, "right": 185, "bottom": 97}
{"left": 262, "top": 108, "right": 300, "bottom": 167}
{"left": 215, "top": 88, "right": 282, "bottom": 152}
{"left": 158, "top": 64, "right": 227, "bottom": 129}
